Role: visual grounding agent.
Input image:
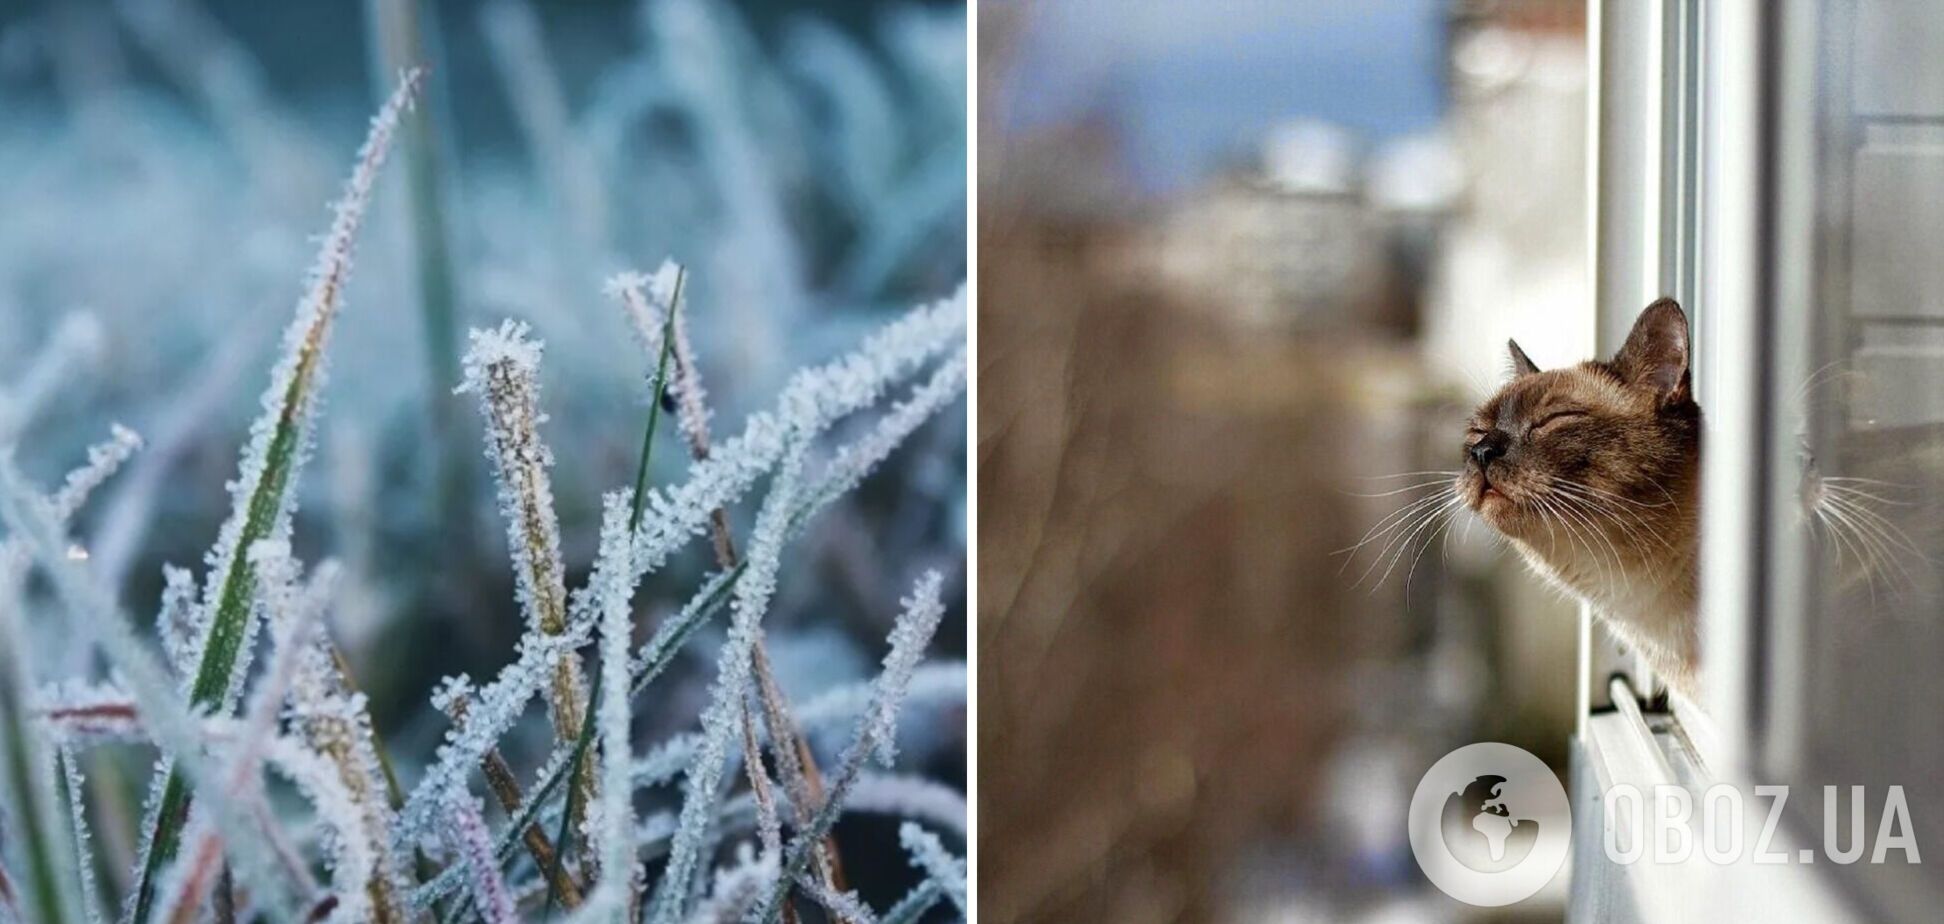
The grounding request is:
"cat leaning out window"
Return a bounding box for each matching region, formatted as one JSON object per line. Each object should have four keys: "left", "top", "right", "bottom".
{"left": 1459, "top": 300, "right": 1703, "bottom": 693}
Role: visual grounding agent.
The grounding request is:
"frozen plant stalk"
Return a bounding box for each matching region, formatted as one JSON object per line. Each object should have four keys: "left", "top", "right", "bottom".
{"left": 897, "top": 823, "right": 965, "bottom": 915}
{"left": 612, "top": 262, "right": 850, "bottom": 900}
{"left": 130, "top": 68, "right": 424, "bottom": 924}
{"left": 457, "top": 321, "right": 593, "bottom": 793}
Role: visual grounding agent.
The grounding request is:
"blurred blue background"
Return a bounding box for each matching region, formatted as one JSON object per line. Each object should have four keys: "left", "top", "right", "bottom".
{"left": 997, "top": 0, "right": 1445, "bottom": 192}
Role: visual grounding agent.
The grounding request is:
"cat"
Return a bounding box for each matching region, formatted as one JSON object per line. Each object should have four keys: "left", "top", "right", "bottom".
{"left": 1458, "top": 299, "right": 1703, "bottom": 693}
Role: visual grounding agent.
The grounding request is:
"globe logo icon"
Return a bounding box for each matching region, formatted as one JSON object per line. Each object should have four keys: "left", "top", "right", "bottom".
{"left": 1408, "top": 743, "right": 1571, "bottom": 906}
{"left": 1439, "top": 774, "right": 1541, "bottom": 873}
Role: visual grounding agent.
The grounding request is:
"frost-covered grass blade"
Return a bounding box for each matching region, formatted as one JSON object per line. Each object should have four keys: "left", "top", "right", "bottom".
{"left": 130, "top": 67, "right": 422, "bottom": 923}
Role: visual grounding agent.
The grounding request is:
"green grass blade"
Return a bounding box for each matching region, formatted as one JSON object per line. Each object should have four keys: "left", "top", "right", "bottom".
{"left": 629, "top": 265, "right": 685, "bottom": 534}
{"left": 0, "top": 633, "right": 72, "bottom": 924}
{"left": 128, "top": 70, "right": 422, "bottom": 924}
{"left": 543, "top": 265, "right": 681, "bottom": 920}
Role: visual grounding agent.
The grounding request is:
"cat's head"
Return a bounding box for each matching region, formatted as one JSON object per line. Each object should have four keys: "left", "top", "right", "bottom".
{"left": 1458, "top": 299, "right": 1701, "bottom": 540}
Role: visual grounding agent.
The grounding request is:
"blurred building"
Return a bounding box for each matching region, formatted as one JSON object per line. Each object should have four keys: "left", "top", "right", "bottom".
{"left": 1151, "top": 170, "right": 1399, "bottom": 334}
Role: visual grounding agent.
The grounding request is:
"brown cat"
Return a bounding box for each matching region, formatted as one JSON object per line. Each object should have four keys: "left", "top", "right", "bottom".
{"left": 1459, "top": 299, "right": 1703, "bottom": 692}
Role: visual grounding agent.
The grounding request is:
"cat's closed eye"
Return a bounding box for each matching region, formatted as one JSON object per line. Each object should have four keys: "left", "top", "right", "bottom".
{"left": 1527, "top": 409, "right": 1588, "bottom": 435}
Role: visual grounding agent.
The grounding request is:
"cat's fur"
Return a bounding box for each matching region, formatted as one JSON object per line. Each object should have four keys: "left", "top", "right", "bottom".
{"left": 1459, "top": 300, "right": 1703, "bottom": 692}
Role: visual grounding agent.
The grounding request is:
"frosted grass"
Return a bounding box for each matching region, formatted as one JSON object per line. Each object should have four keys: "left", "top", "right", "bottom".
{"left": 2, "top": 106, "right": 962, "bottom": 924}
{"left": 751, "top": 571, "right": 947, "bottom": 922}
{"left": 129, "top": 68, "right": 423, "bottom": 923}
{"left": 0, "top": 4, "right": 964, "bottom": 917}
{"left": 898, "top": 823, "right": 966, "bottom": 915}
{"left": 586, "top": 491, "right": 640, "bottom": 915}
{"left": 396, "top": 291, "right": 963, "bottom": 845}
{"left": 457, "top": 320, "right": 589, "bottom": 763}
{"left": 647, "top": 436, "right": 807, "bottom": 924}
{"left": 0, "top": 463, "right": 298, "bottom": 921}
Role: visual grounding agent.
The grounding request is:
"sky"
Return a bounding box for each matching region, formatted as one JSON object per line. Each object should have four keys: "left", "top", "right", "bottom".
{"left": 999, "top": 0, "right": 1448, "bottom": 193}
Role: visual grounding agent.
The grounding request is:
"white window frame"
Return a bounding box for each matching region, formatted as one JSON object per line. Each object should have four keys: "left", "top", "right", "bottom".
{"left": 1569, "top": 1, "right": 1867, "bottom": 921}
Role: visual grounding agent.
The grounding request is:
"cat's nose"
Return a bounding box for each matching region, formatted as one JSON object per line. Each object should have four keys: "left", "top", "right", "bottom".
{"left": 1469, "top": 431, "right": 1509, "bottom": 466}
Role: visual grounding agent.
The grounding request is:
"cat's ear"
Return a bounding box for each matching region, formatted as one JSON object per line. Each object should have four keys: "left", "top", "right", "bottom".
{"left": 1507, "top": 339, "right": 1541, "bottom": 377}
{"left": 1614, "top": 298, "right": 1691, "bottom": 403}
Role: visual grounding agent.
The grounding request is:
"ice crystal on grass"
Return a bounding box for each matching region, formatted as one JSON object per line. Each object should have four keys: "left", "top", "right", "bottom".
{"left": 448, "top": 792, "right": 517, "bottom": 924}
{"left": 457, "top": 320, "right": 567, "bottom": 638}
{"left": 194, "top": 66, "right": 422, "bottom": 717}
{"left": 152, "top": 540, "right": 331, "bottom": 920}
{"left": 243, "top": 545, "right": 408, "bottom": 921}
{"left": 686, "top": 843, "right": 776, "bottom": 924}
{"left": 610, "top": 262, "right": 716, "bottom": 461}
{"left": 897, "top": 823, "right": 965, "bottom": 915}
{"left": 458, "top": 319, "right": 588, "bottom": 758}
{"left": 752, "top": 570, "right": 948, "bottom": 922}
{"left": 155, "top": 565, "right": 200, "bottom": 680}
{"left": 129, "top": 68, "right": 422, "bottom": 924}
{"left": 589, "top": 490, "right": 639, "bottom": 909}
{"left": 802, "top": 875, "right": 881, "bottom": 924}
{"left": 628, "top": 663, "right": 965, "bottom": 790}
{"left": 0, "top": 463, "right": 297, "bottom": 921}
{"left": 847, "top": 774, "right": 967, "bottom": 838}
{"left": 0, "top": 551, "right": 85, "bottom": 924}
{"left": 649, "top": 438, "right": 807, "bottom": 924}
{"left": 739, "top": 703, "right": 785, "bottom": 866}
{"left": 620, "top": 287, "right": 964, "bottom": 591}
{"left": 55, "top": 747, "right": 101, "bottom": 924}
{"left": 247, "top": 734, "right": 381, "bottom": 924}
{"left": 49, "top": 425, "right": 140, "bottom": 524}
{"left": 394, "top": 618, "right": 590, "bottom": 845}
{"left": 3, "top": 235, "right": 963, "bottom": 923}
{"left": 805, "top": 349, "right": 968, "bottom": 517}
{"left": 609, "top": 264, "right": 681, "bottom": 366}
{"left": 403, "top": 290, "right": 963, "bottom": 866}
{"left": 871, "top": 572, "right": 945, "bottom": 766}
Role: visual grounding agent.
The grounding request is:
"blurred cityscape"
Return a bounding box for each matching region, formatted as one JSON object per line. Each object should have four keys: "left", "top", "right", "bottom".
{"left": 979, "top": 1, "right": 1585, "bottom": 921}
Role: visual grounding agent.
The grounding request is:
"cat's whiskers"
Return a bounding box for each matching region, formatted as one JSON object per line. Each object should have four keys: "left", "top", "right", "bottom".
{"left": 1549, "top": 474, "right": 1675, "bottom": 509}
{"left": 1404, "top": 500, "right": 1468, "bottom": 589}
{"left": 1560, "top": 492, "right": 1629, "bottom": 590}
{"left": 1809, "top": 499, "right": 1896, "bottom": 606}
{"left": 1357, "top": 494, "right": 1462, "bottom": 591}
{"left": 1792, "top": 358, "right": 1854, "bottom": 402}
{"left": 1545, "top": 493, "right": 1623, "bottom": 590}
{"left": 1552, "top": 493, "right": 1658, "bottom": 565}
{"left": 1821, "top": 496, "right": 1927, "bottom": 597}
{"left": 1825, "top": 489, "right": 1928, "bottom": 561}
{"left": 1334, "top": 490, "right": 1456, "bottom": 568}
{"left": 1537, "top": 495, "right": 1603, "bottom": 587}
{"left": 1533, "top": 493, "right": 1612, "bottom": 590}
{"left": 1374, "top": 497, "right": 1462, "bottom": 592}
{"left": 1353, "top": 470, "right": 1465, "bottom": 481}
{"left": 1344, "top": 479, "right": 1463, "bottom": 499}
{"left": 1544, "top": 475, "right": 1682, "bottom": 561}
{"left": 1358, "top": 495, "right": 1456, "bottom": 588}
{"left": 1546, "top": 480, "right": 1675, "bottom": 555}
{"left": 1822, "top": 478, "right": 1916, "bottom": 507}
{"left": 1810, "top": 491, "right": 1922, "bottom": 600}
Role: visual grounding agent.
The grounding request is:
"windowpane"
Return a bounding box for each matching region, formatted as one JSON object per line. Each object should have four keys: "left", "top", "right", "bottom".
{"left": 1772, "top": 0, "right": 1944, "bottom": 916}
